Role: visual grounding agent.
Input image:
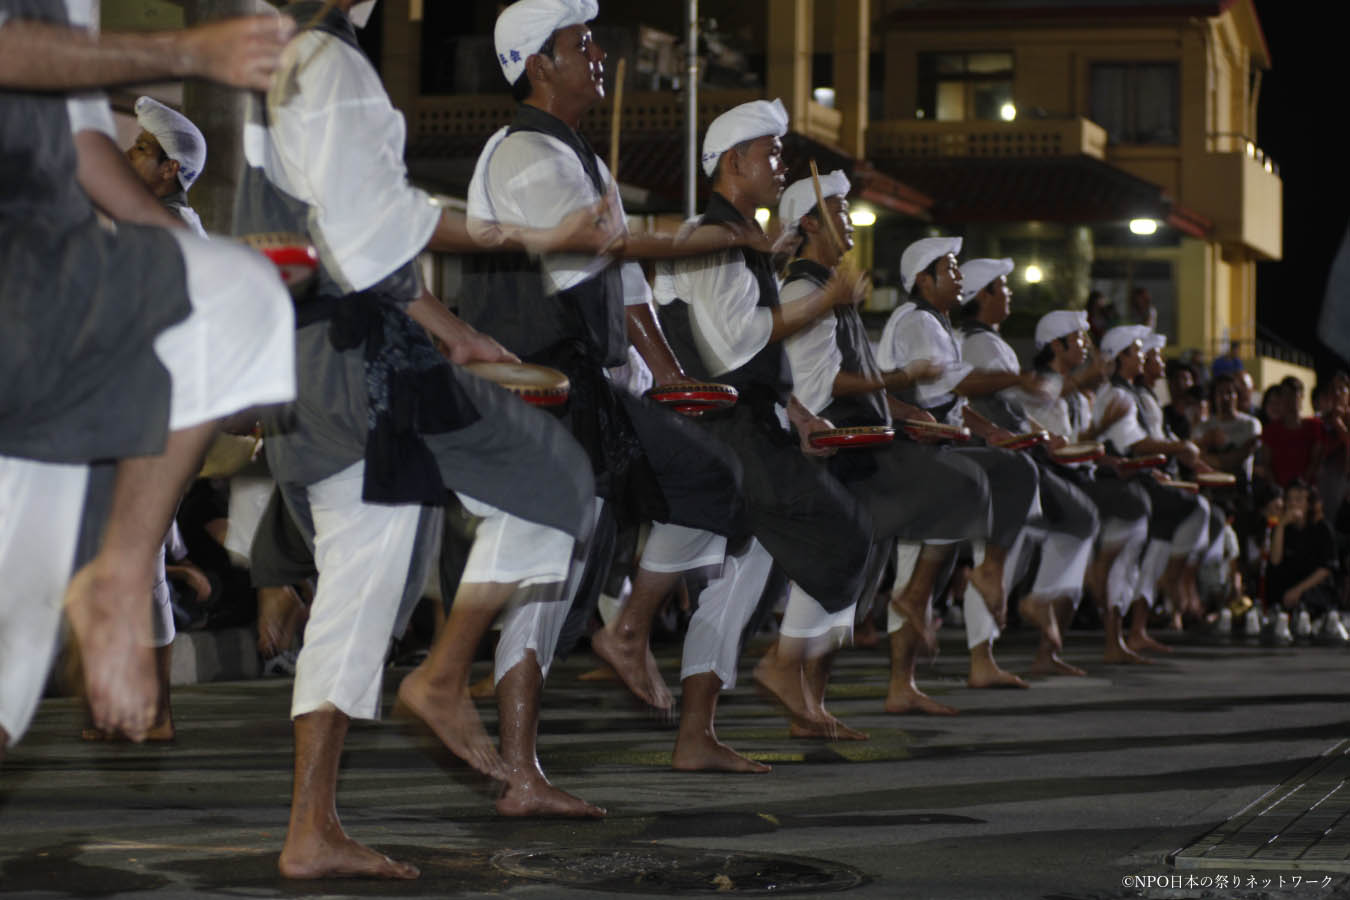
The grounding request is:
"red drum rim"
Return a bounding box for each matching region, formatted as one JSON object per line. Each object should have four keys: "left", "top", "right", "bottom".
{"left": 809, "top": 425, "right": 895, "bottom": 449}
{"left": 993, "top": 430, "right": 1050, "bottom": 451}
{"left": 647, "top": 383, "right": 739, "bottom": 410}
{"left": 464, "top": 362, "right": 570, "bottom": 407}
{"left": 241, "top": 232, "right": 318, "bottom": 287}
{"left": 1052, "top": 441, "right": 1105, "bottom": 463}
{"left": 1118, "top": 453, "right": 1168, "bottom": 471}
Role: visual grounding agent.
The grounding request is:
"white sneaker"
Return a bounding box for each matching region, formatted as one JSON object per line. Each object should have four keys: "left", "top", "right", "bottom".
{"left": 1323, "top": 611, "right": 1350, "bottom": 645}
{"left": 1242, "top": 608, "right": 1263, "bottom": 636}
{"left": 1273, "top": 611, "right": 1294, "bottom": 645}
{"left": 1295, "top": 609, "right": 1313, "bottom": 639}
{"left": 1213, "top": 608, "right": 1233, "bottom": 636}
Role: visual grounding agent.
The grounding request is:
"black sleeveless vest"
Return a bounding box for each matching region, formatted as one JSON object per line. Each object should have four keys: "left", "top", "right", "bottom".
{"left": 660, "top": 193, "right": 792, "bottom": 409}
{"left": 782, "top": 259, "right": 888, "bottom": 427}
{"left": 458, "top": 106, "right": 626, "bottom": 367}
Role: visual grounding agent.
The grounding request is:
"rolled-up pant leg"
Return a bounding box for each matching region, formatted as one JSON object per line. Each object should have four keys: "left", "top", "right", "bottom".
{"left": 1029, "top": 466, "right": 1100, "bottom": 600}
{"left": 289, "top": 462, "right": 423, "bottom": 721}
{"left": 0, "top": 457, "right": 87, "bottom": 744}
{"left": 681, "top": 538, "right": 775, "bottom": 689}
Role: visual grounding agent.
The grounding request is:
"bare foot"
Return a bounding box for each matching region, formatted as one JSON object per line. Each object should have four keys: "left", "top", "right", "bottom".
{"left": 257, "top": 585, "right": 307, "bottom": 657}
{"left": 967, "top": 558, "right": 1006, "bottom": 629}
{"left": 64, "top": 563, "right": 157, "bottom": 741}
{"left": 496, "top": 766, "right": 606, "bottom": 818}
{"left": 279, "top": 829, "right": 418, "bottom": 880}
{"left": 672, "top": 733, "right": 771, "bottom": 773}
{"left": 1028, "top": 654, "right": 1086, "bottom": 677}
{"left": 752, "top": 657, "right": 811, "bottom": 723}
{"left": 590, "top": 625, "right": 673, "bottom": 712}
{"left": 394, "top": 668, "right": 508, "bottom": 780}
{"left": 884, "top": 684, "right": 958, "bottom": 715}
{"left": 967, "top": 662, "right": 1029, "bottom": 690}
{"left": 790, "top": 714, "right": 869, "bottom": 740}
{"left": 1127, "top": 632, "right": 1173, "bottom": 655}
{"left": 1103, "top": 642, "right": 1151, "bottom": 665}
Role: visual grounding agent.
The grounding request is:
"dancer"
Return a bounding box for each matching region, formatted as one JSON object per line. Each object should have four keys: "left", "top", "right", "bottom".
{"left": 878, "top": 237, "right": 1041, "bottom": 690}
{"left": 0, "top": 1, "right": 296, "bottom": 758}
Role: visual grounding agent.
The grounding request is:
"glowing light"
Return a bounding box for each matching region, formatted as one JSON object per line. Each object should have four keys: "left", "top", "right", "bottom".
{"left": 1024, "top": 264, "right": 1044, "bottom": 284}
{"left": 1129, "top": 218, "right": 1159, "bottom": 236}
{"left": 812, "top": 87, "right": 836, "bottom": 109}
{"left": 1245, "top": 141, "right": 1256, "bottom": 158}
{"left": 1264, "top": 157, "right": 1274, "bottom": 173}
{"left": 754, "top": 208, "right": 771, "bottom": 227}
{"left": 849, "top": 207, "right": 877, "bottom": 227}
{"left": 999, "top": 101, "right": 1017, "bottom": 122}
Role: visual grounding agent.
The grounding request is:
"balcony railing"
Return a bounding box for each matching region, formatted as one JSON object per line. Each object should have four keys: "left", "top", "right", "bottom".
{"left": 867, "top": 117, "right": 1108, "bottom": 160}
{"left": 411, "top": 89, "right": 761, "bottom": 139}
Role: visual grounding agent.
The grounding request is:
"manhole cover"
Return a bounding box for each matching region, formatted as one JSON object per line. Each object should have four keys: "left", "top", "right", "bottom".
{"left": 492, "top": 846, "right": 867, "bottom": 894}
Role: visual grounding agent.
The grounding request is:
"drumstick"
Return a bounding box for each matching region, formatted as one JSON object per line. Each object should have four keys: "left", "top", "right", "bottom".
{"left": 809, "top": 159, "right": 846, "bottom": 257}
{"left": 609, "top": 58, "right": 627, "bottom": 186}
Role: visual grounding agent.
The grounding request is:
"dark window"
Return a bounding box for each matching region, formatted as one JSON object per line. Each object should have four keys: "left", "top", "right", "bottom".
{"left": 917, "top": 51, "right": 1013, "bottom": 122}
{"left": 1090, "top": 63, "right": 1179, "bottom": 145}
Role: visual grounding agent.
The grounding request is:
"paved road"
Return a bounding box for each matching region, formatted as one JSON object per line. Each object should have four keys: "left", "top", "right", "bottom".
{"left": 2, "top": 629, "right": 1348, "bottom": 899}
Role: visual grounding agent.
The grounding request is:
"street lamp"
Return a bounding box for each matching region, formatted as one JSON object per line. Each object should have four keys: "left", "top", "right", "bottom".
{"left": 849, "top": 207, "right": 877, "bottom": 227}
{"left": 1129, "top": 218, "right": 1159, "bottom": 236}
{"left": 1000, "top": 101, "right": 1017, "bottom": 122}
{"left": 1024, "top": 264, "right": 1044, "bottom": 283}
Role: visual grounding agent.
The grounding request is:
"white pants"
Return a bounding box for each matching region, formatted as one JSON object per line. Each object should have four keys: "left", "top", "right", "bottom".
{"left": 680, "top": 538, "right": 775, "bottom": 688}
{"left": 0, "top": 459, "right": 87, "bottom": 743}
{"left": 292, "top": 464, "right": 577, "bottom": 719}
{"left": 1, "top": 234, "right": 293, "bottom": 744}
{"left": 488, "top": 497, "right": 599, "bottom": 686}
{"left": 1007, "top": 526, "right": 1094, "bottom": 604}
{"left": 1102, "top": 516, "right": 1149, "bottom": 615}
{"left": 779, "top": 582, "right": 855, "bottom": 655}
{"left": 888, "top": 540, "right": 999, "bottom": 649}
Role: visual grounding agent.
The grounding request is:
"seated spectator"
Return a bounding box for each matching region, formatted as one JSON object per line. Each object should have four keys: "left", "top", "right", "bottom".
{"left": 1260, "top": 383, "right": 1324, "bottom": 487}
{"left": 1198, "top": 373, "right": 1262, "bottom": 484}
{"left": 1314, "top": 377, "right": 1350, "bottom": 529}
{"left": 1085, "top": 290, "right": 1115, "bottom": 346}
{"left": 1163, "top": 360, "right": 1197, "bottom": 439}
{"left": 1268, "top": 480, "right": 1339, "bottom": 629}
{"left": 1212, "top": 344, "right": 1244, "bottom": 380}
{"left": 1184, "top": 384, "right": 1210, "bottom": 437}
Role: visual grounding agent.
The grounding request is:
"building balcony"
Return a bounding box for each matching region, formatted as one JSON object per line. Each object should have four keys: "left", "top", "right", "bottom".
{"left": 1189, "top": 148, "right": 1283, "bottom": 261}
{"left": 866, "top": 117, "right": 1108, "bottom": 161}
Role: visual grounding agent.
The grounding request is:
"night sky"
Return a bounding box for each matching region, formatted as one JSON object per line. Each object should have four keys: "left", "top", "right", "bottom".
{"left": 1253, "top": 1, "right": 1349, "bottom": 378}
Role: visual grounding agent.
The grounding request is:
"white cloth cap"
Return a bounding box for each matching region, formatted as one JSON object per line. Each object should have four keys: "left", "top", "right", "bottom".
{"left": 1034, "top": 310, "right": 1089, "bottom": 350}
{"left": 134, "top": 96, "right": 205, "bottom": 191}
{"left": 1143, "top": 332, "right": 1167, "bottom": 353}
{"left": 1100, "top": 325, "right": 1153, "bottom": 361}
{"left": 701, "top": 98, "right": 789, "bottom": 177}
{"left": 778, "top": 169, "right": 850, "bottom": 228}
{"left": 959, "top": 257, "right": 1014, "bottom": 302}
{"left": 494, "top": 0, "right": 598, "bottom": 86}
{"left": 900, "top": 236, "right": 962, "bottom": 294}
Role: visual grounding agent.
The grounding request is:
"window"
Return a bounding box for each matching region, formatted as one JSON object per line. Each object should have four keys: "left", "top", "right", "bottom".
{"left": 1090, "top": 63, "right": 1179, "bottom": 145}
{"left": 917, "top": 51, "right": 1013, "bottom": 122}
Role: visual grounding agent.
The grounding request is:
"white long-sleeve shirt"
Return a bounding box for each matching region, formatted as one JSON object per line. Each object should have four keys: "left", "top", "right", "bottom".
{"left": 261, "top": 30, "right": 441, "bottom": 294}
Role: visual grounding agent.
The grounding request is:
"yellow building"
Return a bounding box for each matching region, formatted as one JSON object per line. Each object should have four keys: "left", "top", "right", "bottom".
{"left": 864, "top": 0, "right": 1281, "bottom": 369}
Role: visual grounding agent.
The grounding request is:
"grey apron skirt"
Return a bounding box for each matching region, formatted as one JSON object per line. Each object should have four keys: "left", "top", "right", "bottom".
{"left": 695, "top": 399, "right": 875, "bottom": 612}
{"left": 829, "top": 437, "right": 992, "bottom": 544}
{"left": 945, "top": 446, "right": 1040, "bottom": 548}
